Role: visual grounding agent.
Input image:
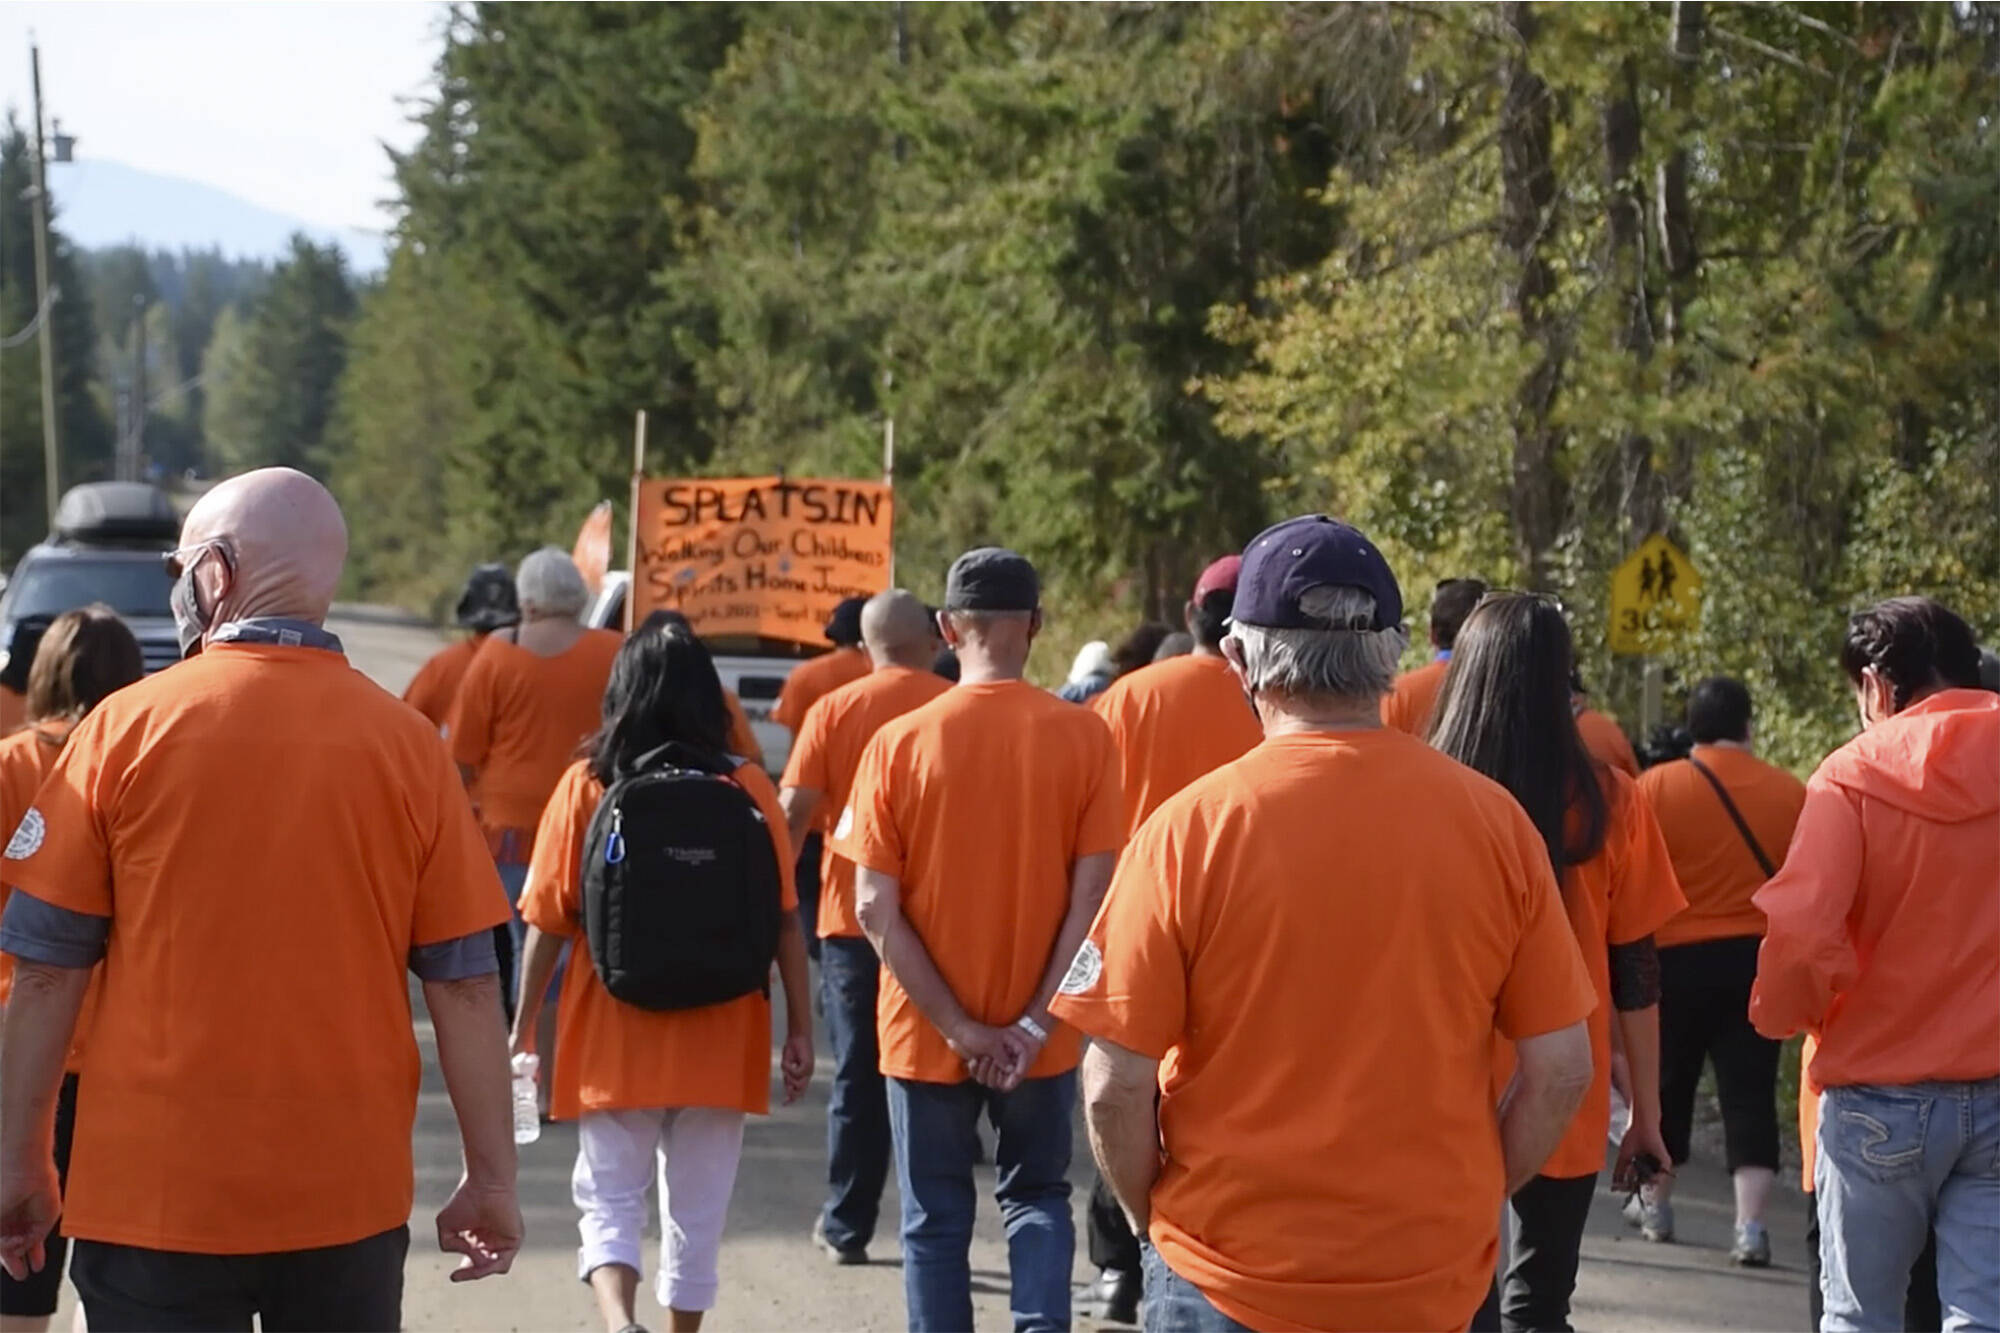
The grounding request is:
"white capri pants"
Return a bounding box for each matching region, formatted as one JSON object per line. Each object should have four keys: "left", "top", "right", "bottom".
{"left": 573, "top": 1106, "right": 748, "bottom": 1311}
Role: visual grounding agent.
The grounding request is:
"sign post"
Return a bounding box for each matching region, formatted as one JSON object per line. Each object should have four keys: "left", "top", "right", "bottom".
{"left": 624, "top": 410, "right": 648, "bottom": 631}
{"left": 1608, "top": 534, "right": 1704, "bottom": 736}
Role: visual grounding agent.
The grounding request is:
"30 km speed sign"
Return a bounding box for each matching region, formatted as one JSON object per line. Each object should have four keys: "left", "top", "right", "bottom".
{"left": 1609, "top": 534, "right": 1703, "bottom": 656}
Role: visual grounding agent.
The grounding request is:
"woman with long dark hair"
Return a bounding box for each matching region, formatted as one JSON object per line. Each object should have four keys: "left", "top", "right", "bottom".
{"left": 0, "top": 604, "right": 143, "bottom": 1330}
{"left": 1429, "top": 593, "right": 1685, "bottom": 1333}
{"left": 510, "top": 620, "right": 813, "bottom": 1333}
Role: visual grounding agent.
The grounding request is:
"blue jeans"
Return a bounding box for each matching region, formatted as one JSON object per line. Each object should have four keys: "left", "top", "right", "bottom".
{"left": 1141, "top": 1244, "right": 1250, "bottom": 1333}
{"left": 886, "top": 1071, "right": 1076, "bottom": 1333}
{"left": 495, "top": 859, "right": 529, "bottom": 1014}
{"left": 1816, "top": 1078, "right": 2000, "bottom": 1332}
{"left": 820, "top": 937, "right": 890, "bottom": 1252}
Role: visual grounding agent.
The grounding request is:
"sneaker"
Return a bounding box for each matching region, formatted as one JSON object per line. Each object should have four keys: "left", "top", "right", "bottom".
{"left": 812, "top": 1215, "right": 869, "bottom": 1266}
{"left": 1731, "top": 1220, "right": 1771, "bottom": 1268}
{"left": 1074, "top": 1267, "right": 1141, "bottom": 1326}
{"left": 1624, "top": 1193, "right": 1673, "bottom": 1243}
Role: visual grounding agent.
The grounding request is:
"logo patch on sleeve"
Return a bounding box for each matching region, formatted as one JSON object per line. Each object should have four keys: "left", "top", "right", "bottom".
{"left": 834, "top": 806, "right": 855, "bottom": 840}
{"left": 5, "top": 808, "right": 46, "bottom": 861}
{"left": 1058, "top": 939, "right": 1103, "bottom": 996}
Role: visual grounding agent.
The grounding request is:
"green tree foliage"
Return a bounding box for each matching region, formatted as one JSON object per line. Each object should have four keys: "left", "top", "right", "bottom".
{"left": 1203, "top": 2, "right": 1999, "bottom": 764}
{"left": 0, "top": 119, "right": 113, "bottom": 566}
{"left": 78, "top": 246, "right": 270, "bottom": 475}
{"left": 325, "top": 2, "right": 1996, "bottom": 739}
{"left": 199, "top": 235, "right": 354, "bottom": 477}
{"left": 336, "top": 2, "right": 744, "bottom": 578}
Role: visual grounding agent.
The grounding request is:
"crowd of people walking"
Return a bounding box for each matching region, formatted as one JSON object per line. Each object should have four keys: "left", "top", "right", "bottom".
{"left": 0, "top": 466, "right": 1993, "bottom": 1333}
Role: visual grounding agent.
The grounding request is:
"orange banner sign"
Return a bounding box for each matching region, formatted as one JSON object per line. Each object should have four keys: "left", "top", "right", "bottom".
{"left": 632, "top": 476, "right": 894, "bottom": 643}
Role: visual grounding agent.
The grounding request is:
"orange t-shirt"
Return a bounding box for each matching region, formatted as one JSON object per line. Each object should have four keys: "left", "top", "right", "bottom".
{"left": 0, "top": 686, "right": 25, "bottom": 735}
{"left": 1051, "top": 729, "right": 1596, "bottom": 1333}
{"left": 722, "top": 688, "right": 762, "bottom": 767}
{"left": 1751, "top": 689, "right": 1998, "bottom": 1088}
{"left": 402, "top": 635, "right": 482, "bottom": 730}
{"left": 2, "top": 721, "right": 96, "bottom": 1046}
{"left": 1638, "top": 746, "right": 1806, "bottom": 947}
{"left": 1576, "top": 707, "right": 1639, "bottom": 776}
{"left": 833, "top": 679, "right": 1123, "bottom": 1084}
{"left": 0, "top": 722, "right": 100, "bottom": 1066}
{"left": 780, "top": 666, "right": 950, "bottom": 939}
{"left": 1491, "top": 768, "right": 1686, "bottom": 1178}
{"left": 771, "top": 647, "right": 870, "bottom": 733}
{"left": 519, "top": 758, "right": 797, "bottom": 1118}
{"left": 449, "top": 629, "right": 622, "bottom": 835}
{"left": 0, "top": 642, "right": 509, "bottom": 1255}
{"left": 1380, "top": 658, "right": 1449, "bottom": 737}
{"left": 1090, "top": 653, "right": 1261, "bottom": 839}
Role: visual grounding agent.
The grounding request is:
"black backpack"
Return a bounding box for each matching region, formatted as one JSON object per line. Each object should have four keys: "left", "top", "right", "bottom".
{"left": 580, "top": 743, "right": 783, "bottom": 1011}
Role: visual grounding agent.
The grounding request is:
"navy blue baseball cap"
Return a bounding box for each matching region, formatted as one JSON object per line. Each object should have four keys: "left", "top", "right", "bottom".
{"left": 1231, "top": 515, "right": 1403, "bottom": 631}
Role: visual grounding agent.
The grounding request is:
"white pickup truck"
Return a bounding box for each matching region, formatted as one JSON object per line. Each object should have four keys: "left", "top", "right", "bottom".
{"left": 583, "top": 571, "right": 807, "bottom": 775}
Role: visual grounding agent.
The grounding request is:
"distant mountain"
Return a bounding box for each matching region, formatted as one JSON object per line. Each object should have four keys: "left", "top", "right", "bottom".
{"left": 47, "top": 160, "right": 388, "bottom": 274}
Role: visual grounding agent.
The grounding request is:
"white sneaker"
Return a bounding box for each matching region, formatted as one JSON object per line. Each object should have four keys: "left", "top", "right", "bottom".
{"left": 1623, "top": 1193, "right": 1673, "bottom": 1243}
{"left": 1732, "top": 1220, "right": 1771, "bottom": 1267}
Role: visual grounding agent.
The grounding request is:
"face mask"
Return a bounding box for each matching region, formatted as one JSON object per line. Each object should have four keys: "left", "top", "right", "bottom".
{"left": 171, "top": 546, "right": 218, "bottom": 658}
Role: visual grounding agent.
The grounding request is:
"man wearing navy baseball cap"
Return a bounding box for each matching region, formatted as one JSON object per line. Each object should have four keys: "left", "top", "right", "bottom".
{"left": 1053, "top": 514, "right": 1597, "bottom": 1332}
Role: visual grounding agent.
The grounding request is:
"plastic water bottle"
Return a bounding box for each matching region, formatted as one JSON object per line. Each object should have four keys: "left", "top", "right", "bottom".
{"left": 511, "top": 1052, "right": 541, "bottom": 1145}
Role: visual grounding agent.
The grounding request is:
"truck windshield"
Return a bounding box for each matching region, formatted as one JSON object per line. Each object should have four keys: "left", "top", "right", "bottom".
{"left": 9, "top": 557, "right": 176, "bottom": 620}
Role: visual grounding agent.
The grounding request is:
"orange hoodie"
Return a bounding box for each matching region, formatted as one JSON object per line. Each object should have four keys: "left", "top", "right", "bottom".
{"left": 1750, "top": 689, "right": 1999, "bottom": 1089}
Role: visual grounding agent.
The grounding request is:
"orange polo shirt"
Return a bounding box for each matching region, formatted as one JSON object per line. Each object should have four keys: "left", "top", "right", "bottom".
{"left": 772, "top": 647, "right": 870, "bottom": 734}
{"left": 0, "top": 686, "right": 24, "bottom": 735}
{"left": 780, "top": 666, "right": 950, "bottom": 938}
{"left": 1090, "top": 653, "right": 1261, "bottom": 839}
{"left": 1381, "top": 658, "right": 1449, "bottom": 736}
{"left": 0, "top": 720, "right": 103, "bottom": 1064}
{"left": 1491, "top": 768, "right": 1686, "bottom": 1178}
{"left": 403, "top": 635, "right": 482, "bottom": 731}
{"left": 1577, "top": 707, "right": 1639, "bottom": 776}
{"left": 1052, "top": 729, "right": 1596, "bottom": 1333}
{"left": 520, "top": 758, "right": 797, "bottom": 1118}
{"left": 1, "top": 642, "right": 509, "bottom": 1254}
{"left": 1751, "top": 689, "right": 1999, "bottom": 1089}
{"left": 449, "top": 629, "right": 622, "bottom": 836}
{"left": 834, "top": 679, "right": 1123, "bottom": 1084}
{"left": 1639, "top": 746, "right": 1806, "bottom": 947}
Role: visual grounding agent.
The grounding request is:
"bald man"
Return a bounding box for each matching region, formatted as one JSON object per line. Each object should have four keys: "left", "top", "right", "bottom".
{"left": 0, "top": 469, "right": 521, "bottom": 1330}
{"left": 779, "top": 590, "right": 949, "bottom": 1265}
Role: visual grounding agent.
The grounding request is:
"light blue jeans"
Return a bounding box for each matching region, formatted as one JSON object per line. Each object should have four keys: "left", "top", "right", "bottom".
{"left": 1816, "top": 1078, "right": 2000, "bottom": 1332}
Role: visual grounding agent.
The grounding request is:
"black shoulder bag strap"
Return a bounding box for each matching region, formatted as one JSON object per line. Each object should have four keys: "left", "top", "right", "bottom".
{"left": 1686, "top": 755, "right": 1777, "bottom": 878}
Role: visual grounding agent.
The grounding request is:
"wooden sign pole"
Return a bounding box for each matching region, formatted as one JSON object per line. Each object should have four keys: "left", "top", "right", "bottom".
{"left": 625, "top": 409, "right": 647, "bottom": 632}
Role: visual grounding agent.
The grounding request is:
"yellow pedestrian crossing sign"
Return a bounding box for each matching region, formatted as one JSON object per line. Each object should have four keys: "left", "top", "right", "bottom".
{"left": 1609, "top": 535, "right": 1702, "bottom": 656}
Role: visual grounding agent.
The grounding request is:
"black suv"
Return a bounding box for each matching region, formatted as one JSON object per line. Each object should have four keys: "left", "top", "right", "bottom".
{"left": 0, "top": 483, "right": 184, "bottom": 678}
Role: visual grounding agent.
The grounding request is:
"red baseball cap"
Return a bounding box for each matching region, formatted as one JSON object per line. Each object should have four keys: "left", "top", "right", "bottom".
{"left": 1192, "top": 555, "right": 1242, "bottom": 603}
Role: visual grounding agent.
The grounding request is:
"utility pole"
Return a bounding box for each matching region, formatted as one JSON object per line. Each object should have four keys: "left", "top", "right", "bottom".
{"left": 29, "top": 40, "right": 63, "bottom": 527}
{"left": 126, "top": 293, "right": 149, "bottom": 481}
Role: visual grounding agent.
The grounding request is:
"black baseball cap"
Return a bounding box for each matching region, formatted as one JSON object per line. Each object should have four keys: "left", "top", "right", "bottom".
{"left": 944, "top": 547, "right": 1040, "bottom": 612}
{"left": 824, "top": 596, "right": 867, "bottom": 646}
{"left": 1231, "top": 515, "right": 1402, "bottom": 631}
{"left": 456, "top": 564, "right": 521, "bottom": 632}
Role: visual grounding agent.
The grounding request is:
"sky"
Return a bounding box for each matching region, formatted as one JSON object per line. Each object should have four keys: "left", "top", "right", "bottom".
{"left": 0, "top": 2, "right": 446, "bottom": 233}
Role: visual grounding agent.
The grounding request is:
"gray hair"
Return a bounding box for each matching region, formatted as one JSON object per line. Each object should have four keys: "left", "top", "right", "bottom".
{"left": 1230, "top": 585, "right": 1406, "bottom": 700}
{"left": 515, "top": 546, "right": 590, "bottom": 620}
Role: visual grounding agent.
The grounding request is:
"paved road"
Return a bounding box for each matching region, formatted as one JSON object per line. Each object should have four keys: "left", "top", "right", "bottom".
{"left": 111, "top": 610, "right": 1813, "bottom": 1331}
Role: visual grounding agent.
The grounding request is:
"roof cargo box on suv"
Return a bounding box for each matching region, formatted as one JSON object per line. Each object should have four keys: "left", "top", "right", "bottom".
{"left": 54, "top": 482, "right": 180, "bottom": 547}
